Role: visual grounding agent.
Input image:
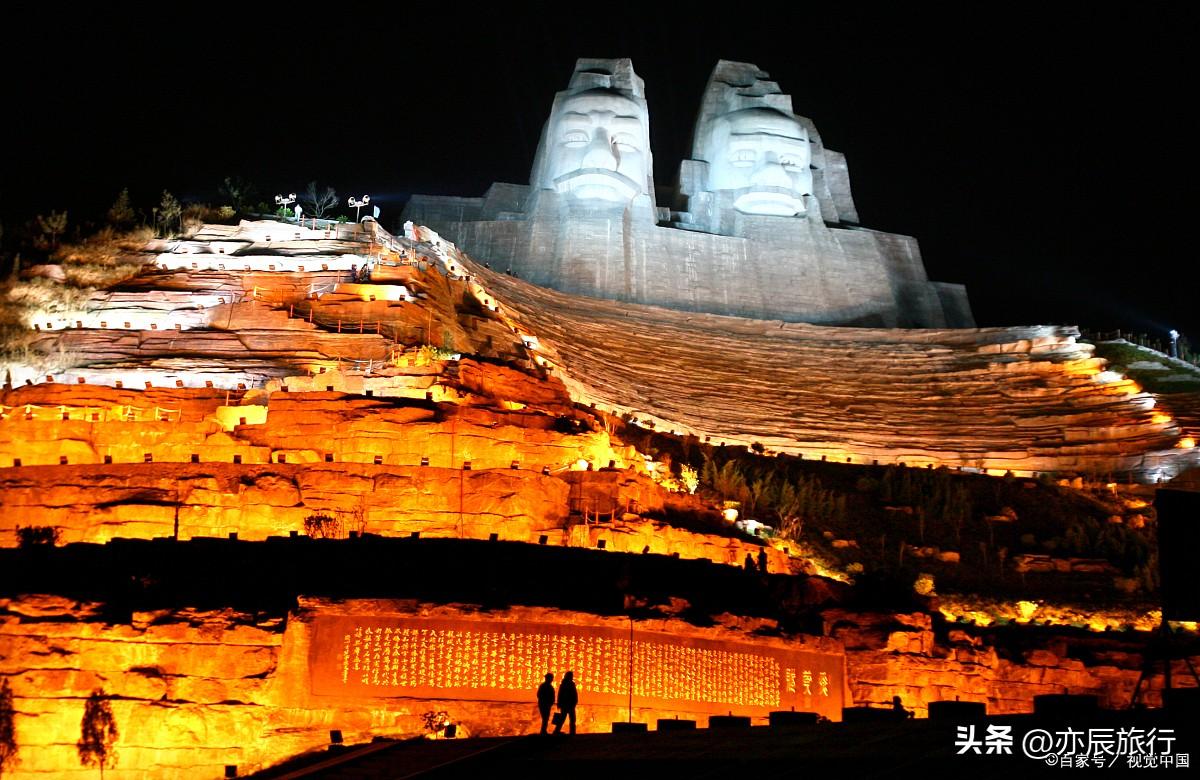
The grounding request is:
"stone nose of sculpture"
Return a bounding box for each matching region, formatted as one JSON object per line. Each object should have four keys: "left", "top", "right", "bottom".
{"left": 581, "top": 130, "right": 619, "bottom": 170}
{"left": 752, "top": 153, "right": 793, "bottom": 189}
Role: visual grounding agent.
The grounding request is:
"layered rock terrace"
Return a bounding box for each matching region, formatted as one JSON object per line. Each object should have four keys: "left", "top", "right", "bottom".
{"left": 4, "top": 218, "right": 1195, "bottom": 534}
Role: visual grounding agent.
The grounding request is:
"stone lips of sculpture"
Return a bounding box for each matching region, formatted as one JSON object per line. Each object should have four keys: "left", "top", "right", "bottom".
{"left": 531, "top": 87, "right": 653, "bottom": 205}
{"left": 702, "top": 107, "right": 813, "bottom": 217}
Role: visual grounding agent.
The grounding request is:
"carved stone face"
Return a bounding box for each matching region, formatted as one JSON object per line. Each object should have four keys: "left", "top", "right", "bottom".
{"left": 704, "top": 107, "right": 812, "bottom": 216}
{"left": 539, "top": 90, "right": 650, "bottom": 203}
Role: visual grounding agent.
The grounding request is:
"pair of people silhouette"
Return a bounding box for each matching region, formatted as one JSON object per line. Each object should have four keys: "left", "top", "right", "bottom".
{"left": 536, "top": 671, "right": 578, "bottom": 735}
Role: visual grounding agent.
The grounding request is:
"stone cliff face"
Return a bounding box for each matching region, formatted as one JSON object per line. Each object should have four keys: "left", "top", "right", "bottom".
{"left": 0, "top": 462, "right": 791, "bottom": 572}
{"left": 0, "top": 463, "right": 570, "bottom": 544}
{"left": 0, "top": 596, "right": 844, "bottom": 777}
{"left": 827, "top": 610, "right": 1193, "bottom": 716}
{"left": 1, "top": 595, "right": 286, "bottom": 777}
{"left": 0, "top": 355, "right": 632, "bottom": 545}
{"left": 0, "top": 338, "right": 799, "bottom": 571}
{"left": 3, "top": 218, "right": 1197, "bottom": 779}
{"left": 1, "top": 596, "right": 1190, "bottom": 778}
{"left": 7, "top": 218, "right": 1195, "bottom": 481}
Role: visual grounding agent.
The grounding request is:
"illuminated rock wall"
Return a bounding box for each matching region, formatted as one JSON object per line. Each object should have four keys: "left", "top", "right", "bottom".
{"left": 236, "top": 393, "right": 622, "bottom": 469}
{"left": 0, "top": 596, "right": 286, "bottom": 777}
{"left": 2, "top": 597, "right": 1190, "bottom": 778}
{"left": 13, "top": 217, "right": 1195, "bottom": 483}
{"left": 829, "top": 610, "right": 1198, "bottom": 716}
{"left": 7, "top": 220, "right": 523, "bottom": 390}
{"left": 0, "top": 597, "right": 845, "bottom": 778}
{"left": 0, "top": 393, "right": 631, "bottom": 472}
{"left": 0, "top": 365, "right": 801, "bottom": 570}
{"left": 307, "top": 614, "right": 843, "bottom": 719}
{"left": 0, "top": 463, "right": 570, "bottom": 545}
{"left": 563, "top": 519, "right": 794, "bottom": 574}
{"left": 0, "top": 462, "right": 792, "bottom": 570}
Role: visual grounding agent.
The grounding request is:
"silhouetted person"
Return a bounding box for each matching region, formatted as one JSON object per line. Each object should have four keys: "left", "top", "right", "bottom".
{"left": 537, "top": 673, "right": 556, "bottom": 734}
{"left": 744, "top": 553, "right": 756, "bottom": 572}
{"left": 758, "top": 549, "right": 768, "bottom": 574}
{"left": 892, "top": 695, "right": 913, "bottom": 719}
{"left": 554, "top": 671, "right": 578, "bottom": 734}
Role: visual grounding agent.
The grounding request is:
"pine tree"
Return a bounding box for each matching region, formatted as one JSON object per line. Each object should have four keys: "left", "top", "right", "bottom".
{"left": 776, "top": 479, "right": 804, "bottom": 538}
{"left": 77, "top": 688, "right": 118, "bottom": 777}
{"left": 701, "top": 454, "right": 718, "bottom": 489}
{"left": 0, "top": 677, "right": 16, "bottom": 776}
{"left": 157, "top": 191, "right": 182, "bottom": 237}
{"left": 218, "top": 176, "right": 255, "bottom": 213}
{"left": 106, "top": 189, "right": 135, "bottom": 227}
{"left": 748, "top": 474, "right": 777, "bottom": 516}
{"left": 35, "top": 211, "right": 68, "bottom": 250}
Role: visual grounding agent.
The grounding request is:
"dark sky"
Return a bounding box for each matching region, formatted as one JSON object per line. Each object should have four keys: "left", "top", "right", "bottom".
{"left": 3, "top": 5, "right": 1195, "bottom": 339}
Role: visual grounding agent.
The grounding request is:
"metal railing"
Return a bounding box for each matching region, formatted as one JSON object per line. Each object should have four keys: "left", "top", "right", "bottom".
{"left": 1080, "top": 329, "right": 1199, "bottom": 369}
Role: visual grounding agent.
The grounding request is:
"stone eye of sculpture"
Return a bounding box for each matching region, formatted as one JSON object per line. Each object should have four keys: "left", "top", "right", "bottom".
{"left": 703, "top": 107, "right": 813, "bottom": 216}
{"left": 540, "top": 90, "right": 650, "bottom": 203}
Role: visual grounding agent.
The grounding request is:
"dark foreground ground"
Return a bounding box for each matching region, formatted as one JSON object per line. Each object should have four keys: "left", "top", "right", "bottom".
{"left": 256, "top": 707, "right": 1200, "bottom": 779}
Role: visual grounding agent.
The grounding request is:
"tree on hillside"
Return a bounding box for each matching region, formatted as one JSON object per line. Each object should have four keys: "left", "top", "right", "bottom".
{"left": 77, "top": 688, "right": 118, "bottom": 777}
{"left": 776, "top": 480, "right": 806, "bottom": 539}
{"left": 304, "top": 513, "right": 343, "bottom": 539}
{"left": 301, "top": 181, "right": 338, "bottom": 218}
{"left": 218, "top": 176, "right": 255, "bottom": 214}
{"left": 343, "top": 494, "right": 370, "bottom": 536}
{"left": 157, "top": 191, "right": 182, "bottom": 237}
{"left": 16, "top": 525, "right": 60, "bottom": 548}
{"left": 35, "top": 210, "right": 67, "bottom": 251}
{"left": 0, "top": 677, "right": 17, "bottom": 776}
{"left": 106, "top": 189, "right": 135, "bottom": 228}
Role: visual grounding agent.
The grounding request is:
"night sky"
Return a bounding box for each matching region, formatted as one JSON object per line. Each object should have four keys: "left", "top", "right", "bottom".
{"left": 3, "top": 6, "right": 1195, "bottom": 340}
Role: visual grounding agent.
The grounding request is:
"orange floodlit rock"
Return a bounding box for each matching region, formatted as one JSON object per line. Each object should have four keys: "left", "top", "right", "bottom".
{"left": 3, "top": 217, "right": 1198, "bottom": 779}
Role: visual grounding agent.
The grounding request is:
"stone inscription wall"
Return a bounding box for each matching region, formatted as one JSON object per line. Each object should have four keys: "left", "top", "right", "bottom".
{"left": 309, "top": 615, "right": 843, "bottom": 718}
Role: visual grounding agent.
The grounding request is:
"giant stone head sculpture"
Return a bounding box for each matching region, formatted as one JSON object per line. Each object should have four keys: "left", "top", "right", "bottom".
{"left": 702, "top": 106, "right": 812, "bottom": 216}
{"left": 684, "top": 61, "right": 817, "bottom": 223}
{"left": 530, "top": 59, "right": 654, "bottom": 205}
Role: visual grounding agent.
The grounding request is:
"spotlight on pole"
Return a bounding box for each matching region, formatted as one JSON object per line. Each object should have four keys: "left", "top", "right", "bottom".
{"left": 275, "top": 193, "right": 296, "bottom": 219}
{"left": 349, "top": 195, "right": 371, "bottom": 222}
{"left": 1169, "top": 329, "right": 1180, "bottom": 358}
